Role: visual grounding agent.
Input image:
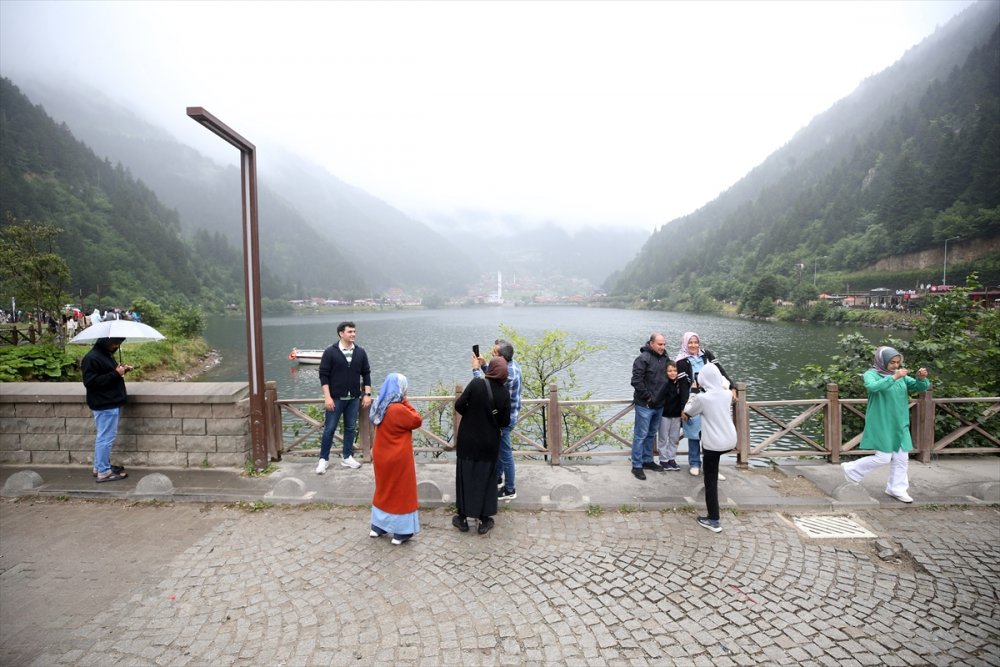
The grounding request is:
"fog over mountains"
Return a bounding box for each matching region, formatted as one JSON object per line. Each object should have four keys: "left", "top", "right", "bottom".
{"left": 7, "top": 76, "right": 647, "bottom": 297}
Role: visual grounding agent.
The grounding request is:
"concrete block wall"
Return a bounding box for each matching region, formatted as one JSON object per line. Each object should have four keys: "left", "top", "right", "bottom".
{"left": 0, "top": 382, "right": 251, "bottom": 468}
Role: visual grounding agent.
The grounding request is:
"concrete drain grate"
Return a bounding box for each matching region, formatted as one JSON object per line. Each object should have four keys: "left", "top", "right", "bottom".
{"left": 792, "top": 515, "right": 877, "bottom": 539}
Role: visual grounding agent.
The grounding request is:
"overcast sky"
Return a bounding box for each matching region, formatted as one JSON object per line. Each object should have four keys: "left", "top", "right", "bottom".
{"left": 0, "top": 0, "right": 977, "bottom": 232}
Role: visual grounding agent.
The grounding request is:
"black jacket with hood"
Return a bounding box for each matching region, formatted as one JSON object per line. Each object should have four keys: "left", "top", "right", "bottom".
{"left": 81, "top": 338, "right": 128, "bottom": 411}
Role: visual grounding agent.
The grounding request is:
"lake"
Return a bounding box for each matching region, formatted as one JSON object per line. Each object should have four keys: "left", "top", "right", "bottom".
{"left": 199, "top": 306, "right": 904, "bottom": 402}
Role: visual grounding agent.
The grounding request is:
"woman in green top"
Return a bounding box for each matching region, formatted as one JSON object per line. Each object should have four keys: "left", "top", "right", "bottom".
{"left": 841, "top": 346, "right": 930, "bottom": 503}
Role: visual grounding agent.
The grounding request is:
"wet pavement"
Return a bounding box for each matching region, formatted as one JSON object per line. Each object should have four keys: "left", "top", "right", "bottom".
{"left": 1, "top": 457, "right": 998, "bottom": 666}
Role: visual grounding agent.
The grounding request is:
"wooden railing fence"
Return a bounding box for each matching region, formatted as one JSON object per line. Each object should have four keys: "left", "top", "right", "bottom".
{"left": 265, "top": 382, "right": 999, "bottom": 467}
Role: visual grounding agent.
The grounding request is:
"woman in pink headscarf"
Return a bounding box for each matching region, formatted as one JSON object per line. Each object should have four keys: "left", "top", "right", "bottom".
{"left": 675, "top": 332, "right": 734, "bottom": 477}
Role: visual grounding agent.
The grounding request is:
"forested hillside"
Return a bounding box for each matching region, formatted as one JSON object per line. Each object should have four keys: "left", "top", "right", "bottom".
{"left": 7, "top": 79, "right": 371, "bottom": 299}
{"left": 609, "top": 2, "right": 1000, "bottom": 309}
{"left": 0, "top": 78, "right": 250, "bottom": 308}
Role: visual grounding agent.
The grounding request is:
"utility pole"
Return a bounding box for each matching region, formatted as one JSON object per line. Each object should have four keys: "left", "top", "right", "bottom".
{"left": 813, "top": 256, "right": 826, "bottom": 287}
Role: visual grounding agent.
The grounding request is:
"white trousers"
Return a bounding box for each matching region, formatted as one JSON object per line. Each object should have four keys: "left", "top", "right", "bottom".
{"left": 843, "top": 450, "right": 909, "bottom": 496}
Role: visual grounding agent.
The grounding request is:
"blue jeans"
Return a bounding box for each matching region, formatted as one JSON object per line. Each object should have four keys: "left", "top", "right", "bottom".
{"left": 92, "top": 407, "right": 120, "bottom": 474}
{"left": 497, "top": 425, "right": 515, "bottom": 492}
{"left": 687, "top": 438, "right": 702, "bottom": 469}
{"left": 631, "top": 404, "right": 663, "bottom": 468}
{"left": 320, "top": 397, "right": 360, "bottom": 460}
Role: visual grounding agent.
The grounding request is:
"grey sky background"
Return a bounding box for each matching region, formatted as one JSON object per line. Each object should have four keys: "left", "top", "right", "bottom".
{"left": 0, "top": 0, "right": 976, "bottom": 233}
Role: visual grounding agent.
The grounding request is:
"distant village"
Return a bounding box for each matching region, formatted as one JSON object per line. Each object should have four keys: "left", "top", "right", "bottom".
{"left": 287, "top": 270, "right": 609, "bottom": 309}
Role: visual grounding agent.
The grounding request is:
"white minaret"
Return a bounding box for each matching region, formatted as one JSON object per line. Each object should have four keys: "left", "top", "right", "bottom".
{"left": 497, "top": 270, "right": 503, "bottom": 304}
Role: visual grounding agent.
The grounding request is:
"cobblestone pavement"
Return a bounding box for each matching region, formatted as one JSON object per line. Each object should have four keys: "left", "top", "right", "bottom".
{"left": 2, "top": 500, "right": 998, "bottom": 667}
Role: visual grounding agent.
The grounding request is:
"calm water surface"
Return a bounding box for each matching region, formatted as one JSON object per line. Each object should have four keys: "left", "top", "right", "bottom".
{"left": 200, "top": 307, "right": 904, "bottom": 402}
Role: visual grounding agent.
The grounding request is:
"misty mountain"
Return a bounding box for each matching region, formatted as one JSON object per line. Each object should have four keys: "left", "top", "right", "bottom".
{"left": 0, "top": 78, "right": 244, "bottom": 307}
{"left": 9, "top": 76, "right": 648, "bottom": 298}
{"left": 259, "top": 149, "right": 477, "bottom": 293}
{"left": 425, "top": 211, "right": 648, "bottom": 288}
{"left": 8, "top": 77, "right": 370, "bottom": 299}
{"left": 610, "top": 1, "right": 1000, "bottom": 301}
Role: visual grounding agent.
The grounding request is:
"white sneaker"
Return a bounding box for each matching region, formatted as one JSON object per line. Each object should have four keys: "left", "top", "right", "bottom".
{"left": 315, "top": 458, "right": 329, "bottom": 475}
{"left": 717, "top": 473, "right": 726, "bottom": 481}
{"left": 341, "top": 455, "right": 361, "bottom": 469}
{"left": 689, "top": 467, "right": 700, "bottom": 476}
{"left": 886, "top": 490, "right": 913, "bottom": 503}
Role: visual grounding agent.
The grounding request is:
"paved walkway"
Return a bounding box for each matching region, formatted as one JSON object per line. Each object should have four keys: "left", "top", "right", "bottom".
{"left": 1, "top": 458, "right": 999, "bottom": 666}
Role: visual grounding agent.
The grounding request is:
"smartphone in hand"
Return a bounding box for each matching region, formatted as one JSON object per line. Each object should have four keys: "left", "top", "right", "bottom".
{"left": 472, "top": 344, "right": 480, "bottom": 358}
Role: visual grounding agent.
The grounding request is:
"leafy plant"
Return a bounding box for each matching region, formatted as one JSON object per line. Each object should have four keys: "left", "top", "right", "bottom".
{"left": 497, "top": 324, "right": 606, "bottom": 453}
{"left": 164, "top": 303, "right": 205, "bottom": 338}
{"left": 0, "top": 344, "right": 78, "bottom": 381}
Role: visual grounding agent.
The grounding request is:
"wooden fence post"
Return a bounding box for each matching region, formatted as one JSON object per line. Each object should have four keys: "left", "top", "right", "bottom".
{"left": 358, "top": 403, "right": 374, "bottom": 463}
{"left": 916, "top": 388, "right": 934, "bottom": 463}
{"left": 451, "top": 384, "right": 462, "bottom": 451}
{"left": 263, "top": 380, "right": 282, "bottom": 461}
{"left": 826, "top": 383, "right": 842, "bottom": 463}
{"left": 734, "top": 382, "right": 749, "bottom": 469}
{"left": 548, "top": 383, "right": 561, "bottom": 466}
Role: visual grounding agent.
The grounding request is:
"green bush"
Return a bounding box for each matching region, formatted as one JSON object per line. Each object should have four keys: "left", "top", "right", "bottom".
{"left": 131, "top": 297, "right": 164, "bottom": 328}
{"left": 164, "top": 304, "right": 204, "bottom": 338}
{"left": 0, "top": 345, "right": 78, "bottom": 382}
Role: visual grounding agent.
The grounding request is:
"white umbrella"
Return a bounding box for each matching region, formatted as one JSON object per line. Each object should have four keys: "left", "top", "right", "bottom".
{"left": 69, "top": 320, "right": 166, "bottom": 344}
{"left": 69, "top": 320, "right": 167, "bottom": 366}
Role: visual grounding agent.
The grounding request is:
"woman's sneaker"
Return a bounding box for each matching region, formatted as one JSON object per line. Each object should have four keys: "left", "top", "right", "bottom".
{"left": 498, "top": 488, "right": 517, "bottom": 501}
{"left": 696, "top": 516, "right": 722, "bottom": 533}
{"left": 341, "top": 455, "right": 361, "bottom": 469}
{"left": 662, "top": 460, "right": 680, "bottom": 471}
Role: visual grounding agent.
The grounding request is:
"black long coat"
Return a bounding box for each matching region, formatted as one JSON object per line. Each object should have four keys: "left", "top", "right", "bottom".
{"left": 455, "top": 377, "right": 511, "bottom": 461}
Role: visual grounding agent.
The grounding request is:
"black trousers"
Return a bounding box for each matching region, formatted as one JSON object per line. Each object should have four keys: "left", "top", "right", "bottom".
{"left": 703, "top": 449, "right": 723, "bottom": 521}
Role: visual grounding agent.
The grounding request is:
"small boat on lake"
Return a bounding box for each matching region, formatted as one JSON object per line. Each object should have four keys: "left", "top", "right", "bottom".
{"left": 288, "top": 348, "right": 323, "bottom": 364}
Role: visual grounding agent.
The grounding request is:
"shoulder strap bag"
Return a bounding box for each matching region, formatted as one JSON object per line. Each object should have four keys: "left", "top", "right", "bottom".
{"left": 481, "top": 377, "right": 500, "bottom": 429}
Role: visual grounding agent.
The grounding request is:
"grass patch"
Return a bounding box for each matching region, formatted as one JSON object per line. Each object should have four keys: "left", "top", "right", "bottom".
{"left": 618, "top": 504, "right": 639, "bottom": 515}
{"left": 586, "top": 504, "right": 604, "bottom": 517}
{"left": 226, "top": 500, "right": 273, "bottom": 513}
{"left": 299, "top": 502, "right": 334, "bottom": 511}
{"left": 243, "top": 461, "right": 278, "bottom": 477}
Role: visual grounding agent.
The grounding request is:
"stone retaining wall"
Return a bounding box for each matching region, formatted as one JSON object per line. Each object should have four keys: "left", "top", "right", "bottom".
{"left": 0, "top": 382, "right": 251, "bottom": 468}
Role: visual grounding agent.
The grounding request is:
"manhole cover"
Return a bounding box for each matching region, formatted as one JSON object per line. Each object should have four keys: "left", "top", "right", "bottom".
{"left": 792, "top": 515, "right": 877, "bottom": 539}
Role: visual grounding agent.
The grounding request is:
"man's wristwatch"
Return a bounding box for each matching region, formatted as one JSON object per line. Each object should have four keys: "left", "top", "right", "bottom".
{"left": 364, "top": 392, "right": 372, "bottom": 397}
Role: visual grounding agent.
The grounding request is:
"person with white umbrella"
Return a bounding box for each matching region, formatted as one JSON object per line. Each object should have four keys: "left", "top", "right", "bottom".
{"left": 82, "top": 337, "right": 132, "bottom": 482}
{"left": 71, "top": 319, "right": 165, "bottom": 481}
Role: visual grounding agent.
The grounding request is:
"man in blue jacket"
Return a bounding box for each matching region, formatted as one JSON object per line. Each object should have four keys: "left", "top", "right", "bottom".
{"left": 317, "top": 321, "right": 372, "bottom": 473}
{"left": 630, "top": 333, "right": 669, "bottom": 480}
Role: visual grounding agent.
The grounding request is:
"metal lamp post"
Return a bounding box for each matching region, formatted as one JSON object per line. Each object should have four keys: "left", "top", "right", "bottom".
{"left": 186, "top": 107, "right": 268, "bottom": 470}
{"left": 943, "top": 236, "right": 960, "bottom": 287}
